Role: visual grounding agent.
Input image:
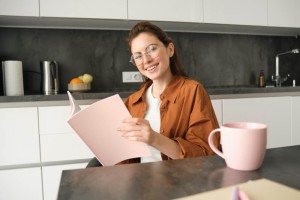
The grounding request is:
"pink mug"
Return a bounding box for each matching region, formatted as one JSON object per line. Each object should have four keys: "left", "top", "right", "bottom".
{"left": 208, "top": 122, "right": 267, "bottom": 171}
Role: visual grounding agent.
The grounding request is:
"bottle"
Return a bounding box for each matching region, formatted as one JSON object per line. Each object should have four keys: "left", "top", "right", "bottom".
{"left": 259, "top": 70, "right": 266, "bottom": 88}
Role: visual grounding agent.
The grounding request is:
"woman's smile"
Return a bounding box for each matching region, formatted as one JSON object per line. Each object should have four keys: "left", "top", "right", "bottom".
{"left": 145, "top": 64, "right": 158, "bottom": 72}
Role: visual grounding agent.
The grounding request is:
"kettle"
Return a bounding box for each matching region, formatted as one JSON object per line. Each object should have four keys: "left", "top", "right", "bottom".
{"left": 41, "top": 61, "right": 59, "bottom": 95}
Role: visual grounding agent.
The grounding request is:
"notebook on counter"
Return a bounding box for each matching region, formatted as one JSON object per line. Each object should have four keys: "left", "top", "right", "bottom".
{"left": 175, "top": 178, "right": 300, "bottom": 200}
{"left": 67, "top": 91, "right": 151, "bottom": 166}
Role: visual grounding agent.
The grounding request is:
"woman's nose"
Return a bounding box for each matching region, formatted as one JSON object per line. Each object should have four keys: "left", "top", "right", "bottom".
{"left": 142, "top": 53, "right": 152, "bottom": 63}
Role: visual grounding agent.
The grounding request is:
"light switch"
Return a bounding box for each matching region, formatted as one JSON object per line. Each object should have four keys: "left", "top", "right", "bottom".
{"left": 122, "top": 71, "right": 143, "bottom": 83}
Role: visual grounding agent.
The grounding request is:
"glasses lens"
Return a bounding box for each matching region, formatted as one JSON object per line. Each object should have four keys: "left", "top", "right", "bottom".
{"left": 130, "top": 56, "right": 136, "bottom": 66}
{"left": 130, "top": 54, "right": 143, "bottom": 66}
{"left": 129, "top": 44, "right": 159, "bottom": 66}
{"left": 146, "top": 45, "right": 158, "bottom": 56}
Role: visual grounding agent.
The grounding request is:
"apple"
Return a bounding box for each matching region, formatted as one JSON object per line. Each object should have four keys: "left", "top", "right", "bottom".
{"left": 78, "top": 75, "right": 84, "bottom": 81}
{"left": 82, "top": 73, "right": 93, "bottom": 84}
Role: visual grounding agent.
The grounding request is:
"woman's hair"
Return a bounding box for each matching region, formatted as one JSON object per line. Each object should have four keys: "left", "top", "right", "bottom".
{"left": 127, "top": 21, "right": 187, "bottom": 80}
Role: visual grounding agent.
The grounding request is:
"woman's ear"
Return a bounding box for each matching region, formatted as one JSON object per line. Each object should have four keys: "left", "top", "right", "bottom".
{"left": 168, "top": 43, "right": 175, "bottom": 57}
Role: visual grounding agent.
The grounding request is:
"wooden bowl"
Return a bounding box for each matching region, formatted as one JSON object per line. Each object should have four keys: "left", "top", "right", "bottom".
{"left": 68, "top": 83, "right": 91, "bottom": 93}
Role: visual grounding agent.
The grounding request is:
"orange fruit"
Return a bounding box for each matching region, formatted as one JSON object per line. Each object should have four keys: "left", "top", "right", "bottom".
{"left": 70, "top": 78, "right": 84, "bottom": 84}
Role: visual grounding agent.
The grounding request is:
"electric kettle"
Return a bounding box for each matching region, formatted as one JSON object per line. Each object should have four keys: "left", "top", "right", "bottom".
{"left": 41, "top": 61, "right": 59, "bottom": 95}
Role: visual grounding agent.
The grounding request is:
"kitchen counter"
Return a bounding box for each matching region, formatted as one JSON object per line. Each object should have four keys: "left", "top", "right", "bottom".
{"left": 1, "top": 86, "right": 300, "bottom": 107}
{"left": 57, "top": 145, "right": 300, "bottom": 200}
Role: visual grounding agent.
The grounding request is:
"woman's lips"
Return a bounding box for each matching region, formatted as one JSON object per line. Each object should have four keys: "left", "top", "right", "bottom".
{"left": 146, "top": 64, "right": 158, "bottom": 72}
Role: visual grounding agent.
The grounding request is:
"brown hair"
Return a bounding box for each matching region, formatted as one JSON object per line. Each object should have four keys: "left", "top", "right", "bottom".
{"left": 127, "top": 21, "right": 187, "bottom": 80}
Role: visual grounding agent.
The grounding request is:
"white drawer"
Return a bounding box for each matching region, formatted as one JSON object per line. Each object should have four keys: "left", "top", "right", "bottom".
{"left": 0, "top": 167, "right": 43, "bottom": 200}
{"left": 42, "top": 163, "right": 87, "bottom": 200}
{"left": 0, "top": 107, "right": 40, "bottom": 166}
{"left": 211, "top": 99, "right": 222, "bottom": 124}
{"left": 40, "top": 133, "right": 93, "bottom": 162}
{"left": 38, "top": 105, "right": 88, "bottom": 135}
{"left": 39, "top": 106, "right": 74, "bottom": 134}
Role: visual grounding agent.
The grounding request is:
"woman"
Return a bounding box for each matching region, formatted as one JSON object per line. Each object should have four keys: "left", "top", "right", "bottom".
{"left": 87, "top": 21, "right": 220, "bottom": 167}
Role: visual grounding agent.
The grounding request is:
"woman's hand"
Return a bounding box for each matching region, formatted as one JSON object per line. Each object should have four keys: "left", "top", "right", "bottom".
{"left": 118, "top": 117, "right": 157, "bottom": 145}
{"left": 118, "top": 117, "right": 182, "bottom": 159}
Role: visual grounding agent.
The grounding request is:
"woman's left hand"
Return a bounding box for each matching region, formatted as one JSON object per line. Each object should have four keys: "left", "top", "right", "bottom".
{"left": 118, "top": 117, "right": 156, "bottom": 145}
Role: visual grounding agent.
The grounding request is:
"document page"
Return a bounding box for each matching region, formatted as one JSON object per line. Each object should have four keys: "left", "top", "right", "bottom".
{"left": 67, "top": 91, "right": 151, "bottom": 166}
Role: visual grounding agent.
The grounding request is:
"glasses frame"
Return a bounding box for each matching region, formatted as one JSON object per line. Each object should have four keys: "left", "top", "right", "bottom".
{"left": 129, "top": 44, "right": 161, "bottom": 66}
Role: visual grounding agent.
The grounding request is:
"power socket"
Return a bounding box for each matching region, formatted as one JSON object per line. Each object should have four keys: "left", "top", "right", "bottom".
{"left": 122, "top": 71, "right": 143, "bottom": 83}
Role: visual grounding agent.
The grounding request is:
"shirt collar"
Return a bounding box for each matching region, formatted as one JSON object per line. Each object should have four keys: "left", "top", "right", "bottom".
{"left": 130, "top": 76, "right": 185, "bottom": 104}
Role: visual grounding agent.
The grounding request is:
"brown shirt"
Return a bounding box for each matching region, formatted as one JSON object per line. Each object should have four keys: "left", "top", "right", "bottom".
{"left": 122, "top": 76, "right": 220, "bottom": 163}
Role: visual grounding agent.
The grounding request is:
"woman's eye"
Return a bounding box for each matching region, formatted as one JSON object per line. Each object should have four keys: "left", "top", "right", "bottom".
{"left": 134, "top": 54, "right": 142, "bottom": 60}
{"left": 147, "top": 45, "right": 157, "bottom": 53}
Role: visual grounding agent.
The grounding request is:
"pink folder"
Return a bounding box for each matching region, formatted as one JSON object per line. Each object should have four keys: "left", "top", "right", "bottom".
{"left": 67, "top": 91, "right": 151, "bottom": 166}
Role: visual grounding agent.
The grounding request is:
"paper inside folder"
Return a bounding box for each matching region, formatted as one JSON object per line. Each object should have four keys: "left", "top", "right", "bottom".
{"left": 66, "top": 92, "right": 152, "bottom": 166}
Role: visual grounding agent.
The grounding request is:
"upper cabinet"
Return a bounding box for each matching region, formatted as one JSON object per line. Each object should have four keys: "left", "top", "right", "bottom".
{"left": 0, "top": 0, "right": 300, "bottom": 35}
{"left": 203, "top": 0, "right": 268, "bottom": 26}
{"left": 128, "top": 0, "right": 203, "bottom": 23}
{"left": 268, "top": 0, "right": 300, "bottom": 28}
{"left": 0, "top": 0, "right": 39, "bottom": 17}
{"left": 40, "top": 0, "right": 127, "bottom": 19}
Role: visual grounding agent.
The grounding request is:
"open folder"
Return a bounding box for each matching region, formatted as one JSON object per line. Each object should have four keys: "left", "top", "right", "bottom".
{"left": 175, "top": 178, "right": 300, "bottom": 200}
{"left": 67, "top": 91, "right": 151, "bottom": 166}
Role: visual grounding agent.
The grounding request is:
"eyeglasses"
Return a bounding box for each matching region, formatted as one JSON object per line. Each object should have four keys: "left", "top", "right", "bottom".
{"left": 130, "top": 44, "right": 160, "bottom": 66}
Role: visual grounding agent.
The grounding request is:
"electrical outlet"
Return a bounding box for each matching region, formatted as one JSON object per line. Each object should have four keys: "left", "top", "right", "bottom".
{"left": 122, "top": 71, "right": 143, "bottom": 83}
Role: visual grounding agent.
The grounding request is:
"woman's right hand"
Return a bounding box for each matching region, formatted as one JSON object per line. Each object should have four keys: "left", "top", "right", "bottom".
{"left": 118, "top": 117, "right": 157, "bottom": 145}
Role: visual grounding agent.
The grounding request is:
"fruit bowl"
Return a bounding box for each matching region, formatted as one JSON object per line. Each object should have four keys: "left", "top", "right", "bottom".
{"left": 68, "top": 83, "right": 91, "bottom": 93}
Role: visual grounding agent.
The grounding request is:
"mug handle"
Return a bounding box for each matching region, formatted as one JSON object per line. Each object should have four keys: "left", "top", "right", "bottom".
{"left": 208, "top": 128, "right": 224, "bottom": 159}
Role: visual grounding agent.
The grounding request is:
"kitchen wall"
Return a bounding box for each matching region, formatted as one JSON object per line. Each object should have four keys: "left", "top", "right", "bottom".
{"left": 0, "top": 27, "right": 299, "bottom": 95}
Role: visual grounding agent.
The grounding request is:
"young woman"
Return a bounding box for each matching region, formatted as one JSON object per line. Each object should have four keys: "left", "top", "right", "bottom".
{"left": 87, "top": 21, "right": 220, "bottom": 167}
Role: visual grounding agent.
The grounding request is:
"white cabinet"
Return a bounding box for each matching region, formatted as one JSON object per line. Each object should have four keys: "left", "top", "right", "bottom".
{"left": 0, "top": 0, "right": 39, "bottom": 16}
{"left": 128, "top": 0, "right": 203, "bottom": 22}
{"left": 0, "top": 107, "right": 40, "bottom": 166}
{"left": 223, "top": 97, "right": 291, "bottom": 148}
{"left": 203, "top": 0, "right": 267, "bottom": 26}
{"left": 291, "top": 97, "right": 300, "bottom": 145}
{"left": 40, "top": 0, "right": 127, "bottom": 19}
{"left": 42, "top": 163, "right": 87, "bottom": 200}
{"left": 211, "top": 99, "right": 222, "bottom": 125}
{"left": 40, "top": 133, "right": 93, "bottom": 162}
{"left": 0, "top": 167, "right": 43, "bottom": 200}
{"left": 268, "top": 0, "right": 300, "bottom": 28}
{"left": 39, "top": 106, "right": 74, "bottom": 134}
{"left": 38, "top": 106, "right": 93, "bottom": 162}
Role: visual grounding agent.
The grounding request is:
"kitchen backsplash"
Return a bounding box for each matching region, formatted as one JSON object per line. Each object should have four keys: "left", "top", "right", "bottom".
{"left": 0, "top": 27, "right": 299, "bottom": 95}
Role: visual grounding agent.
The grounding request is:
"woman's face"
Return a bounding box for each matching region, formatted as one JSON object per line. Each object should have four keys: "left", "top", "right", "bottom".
{"left": 130, "top": 32, "right": 174, "bottom": 81}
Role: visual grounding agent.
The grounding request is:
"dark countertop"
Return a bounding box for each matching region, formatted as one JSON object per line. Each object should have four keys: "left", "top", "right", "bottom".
{"left": 57, "top": 145, "right": 300, "bottom": 200}
{"left": 1, "top": 86, "right": 300, "bottom": 103}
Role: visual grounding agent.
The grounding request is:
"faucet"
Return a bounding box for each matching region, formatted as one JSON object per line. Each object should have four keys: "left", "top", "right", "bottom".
{"left": 272, "top": 48, "right": 299, "bottom": 87}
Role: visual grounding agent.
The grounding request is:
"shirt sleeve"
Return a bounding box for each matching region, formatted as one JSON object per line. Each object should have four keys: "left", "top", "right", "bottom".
{"left": 173, "top": 84, "right": 220, "bottom": 158}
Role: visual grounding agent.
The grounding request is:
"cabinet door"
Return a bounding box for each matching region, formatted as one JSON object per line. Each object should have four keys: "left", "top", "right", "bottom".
{"left": 128, "top": 0, "right": 203, "bottom": 22}
{"left": 40, "top": 133, "right": 93, "bottom": 162}
{"left": 203, "top": 0, "right": 267, "bottom": 26}
{"left": 291, "top": 97, "right": 300, "bottom": 145}
{"left": 211, "top": 99, "right": 222, "bottom": 125}
{"left": 223, "top": 97, "right": 291, "bottom": 148}
{"left": 42, "top": 163, "right": 87, "bottom": 200}
{"left": 39, "top": 106, "right": 74, "bottom": 135}
{"left": 39, "top": 106, "right": 93, "bottom": 162}
{"left": 0, "top": 0, "right": 39, "bottom": 16}
{"left": 0, "top": 107, "right": 40, "bottom": 166}
{"left": 40, "top": 0, "right": 127, "bottom": 19}
{"left": 268, "top": 0, "right": 300, "bottom": 28}
{"left": 0, "top": 167, "right": 43, "bottom": 200}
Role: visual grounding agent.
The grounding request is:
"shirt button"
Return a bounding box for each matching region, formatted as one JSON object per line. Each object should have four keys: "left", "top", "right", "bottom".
{"left": 160, "top": 95, "right": 164, "bottom": 100}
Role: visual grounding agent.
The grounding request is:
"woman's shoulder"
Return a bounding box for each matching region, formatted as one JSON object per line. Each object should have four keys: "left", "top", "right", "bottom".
{"left": 180, "top": 77, "right": 205, "bottom": 89}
